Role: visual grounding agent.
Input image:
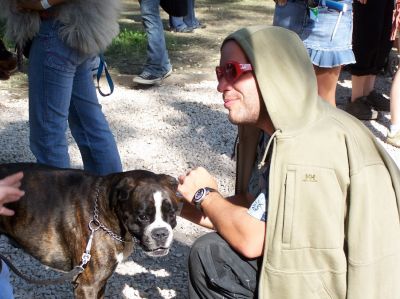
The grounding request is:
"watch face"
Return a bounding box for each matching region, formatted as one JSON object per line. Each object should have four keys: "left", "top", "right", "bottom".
{"left": 194, "top": 188, "right": 206, "bottom": 201}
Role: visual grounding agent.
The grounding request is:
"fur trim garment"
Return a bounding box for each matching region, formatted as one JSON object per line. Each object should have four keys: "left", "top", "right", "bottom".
{"left": 0, "top": 0, "right": 121, "bottom": 55}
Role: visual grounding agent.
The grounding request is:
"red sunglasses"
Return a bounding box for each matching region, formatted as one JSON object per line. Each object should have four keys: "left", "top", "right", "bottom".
{"left": 215, "top": 61, "right": 253, "bottom": 84}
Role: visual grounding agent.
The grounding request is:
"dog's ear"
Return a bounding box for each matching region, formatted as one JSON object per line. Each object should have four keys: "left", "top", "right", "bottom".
{"left": 158, "top": 174, "right": 178, "bottom": 192}
{"left": 110, "top": 177, "right": 136, "bottom": 208}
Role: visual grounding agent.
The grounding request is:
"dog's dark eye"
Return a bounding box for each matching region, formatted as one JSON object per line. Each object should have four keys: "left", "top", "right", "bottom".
{"left": 138, "top": 215, "right": 149, "bottom": 222}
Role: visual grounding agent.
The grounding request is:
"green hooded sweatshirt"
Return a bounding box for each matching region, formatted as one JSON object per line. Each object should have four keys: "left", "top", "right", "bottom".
{"left": 224, "top": 25, "right": 400, "bottom": 298}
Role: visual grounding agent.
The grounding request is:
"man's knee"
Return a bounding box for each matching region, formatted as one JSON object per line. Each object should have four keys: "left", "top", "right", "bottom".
{"left": 189, "top": 232, "right": 225, "bottom": 263}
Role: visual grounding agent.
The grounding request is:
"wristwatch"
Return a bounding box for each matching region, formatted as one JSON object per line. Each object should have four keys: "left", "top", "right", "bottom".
{"left": 192, "top": 187, "right": 217, "bottom": 210}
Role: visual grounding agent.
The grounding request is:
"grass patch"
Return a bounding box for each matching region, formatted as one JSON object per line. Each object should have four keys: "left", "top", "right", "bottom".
{"left": 104, "top": 24, "right": 190, "bottom": 74}
{"left": 106, "top": 28, "right": 147, "bottom": 59}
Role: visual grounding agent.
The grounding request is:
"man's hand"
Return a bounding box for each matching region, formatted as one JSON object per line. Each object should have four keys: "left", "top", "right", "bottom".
{"left": 177, "top": 167, "right": 218, "bottom": 205}
{"left": 0, "top": 172, "right": 24, "bottom": 216}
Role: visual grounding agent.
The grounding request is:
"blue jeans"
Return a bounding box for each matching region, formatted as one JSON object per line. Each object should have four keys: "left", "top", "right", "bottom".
{"left": 139, "top": 0, "right": 172, "bottom": 76}
{"left": 169, "top": 0, "right": 199, "bottom": 29}
{"left": 28, "top": 20, "right": 122, "bottom": 175}
{"left": 0, "top": 262, "right": 13, "bottom": 299}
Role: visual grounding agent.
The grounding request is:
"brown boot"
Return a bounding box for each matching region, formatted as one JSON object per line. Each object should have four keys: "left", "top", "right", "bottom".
{"left": 345, "top": 96, "right": 378, "bottom": 120}
{"left": 365, "top": 90, "right": 390, "bottom": 112}
{"left": 0, "top": 39, "right": 17, "bottom": 73}
{"left": 0, "top": 69, "right": 10, "bottom": 80}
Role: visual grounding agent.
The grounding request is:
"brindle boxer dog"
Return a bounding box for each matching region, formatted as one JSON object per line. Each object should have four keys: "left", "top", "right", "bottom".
{"left": 0, "top": 163, "right": 179, "bottom": 298}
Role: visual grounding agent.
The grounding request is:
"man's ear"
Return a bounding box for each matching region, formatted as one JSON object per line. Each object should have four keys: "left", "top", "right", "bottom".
{"left": 110, "top": 177, "right": 136, "bottom": 208}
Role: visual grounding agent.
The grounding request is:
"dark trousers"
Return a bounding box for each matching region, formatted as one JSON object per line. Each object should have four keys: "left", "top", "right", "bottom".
{"left": 348, "top": 0, "right": 394, "bottom": 75}
{"left": 188, "top": 232, "right": 260, "bottom": 299}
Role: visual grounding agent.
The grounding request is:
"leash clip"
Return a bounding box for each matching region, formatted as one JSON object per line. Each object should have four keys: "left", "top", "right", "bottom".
{"left": 80, "top": 223, "right": 97, "bottom": 268}
{"left": 80, "top": 253, "right": 91, "bottom": 268}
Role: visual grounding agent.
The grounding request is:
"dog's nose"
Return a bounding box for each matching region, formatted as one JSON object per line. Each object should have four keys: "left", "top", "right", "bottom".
{"left": 151, "top": 227, "right": 169, "bottom": 242}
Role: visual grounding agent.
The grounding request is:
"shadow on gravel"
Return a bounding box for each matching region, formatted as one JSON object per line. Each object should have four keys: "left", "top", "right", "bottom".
{"left": 0, "top": 121, "right": 34, "bottom": 163}
{"left": 168, "top": 100, "right": 236, "bottom": 158}
{"left": 2, "top": 236, "right": 192, "bottom": 298}
{"left": 110, "top": 239, "right": 191, "bottom": 298}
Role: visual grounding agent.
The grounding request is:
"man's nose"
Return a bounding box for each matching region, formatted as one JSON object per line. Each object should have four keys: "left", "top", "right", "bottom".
{"left": 217, "top": 77, "right": 230, "bottom": 93}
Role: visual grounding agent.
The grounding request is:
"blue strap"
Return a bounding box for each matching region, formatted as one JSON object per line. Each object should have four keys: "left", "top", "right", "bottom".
{"left": 96, "top": 54, "right": 114, "bottom": 97}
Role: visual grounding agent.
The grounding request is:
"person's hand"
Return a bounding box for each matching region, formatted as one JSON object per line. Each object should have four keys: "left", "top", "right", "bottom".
{"left": 0, "top": 172, "right": 24, "bottom": 216}
{"left": 356, "top": 0, "right": 367, "bottom": 4}
{"left": 177, "top": 167, "right": 218, "bottom": 204}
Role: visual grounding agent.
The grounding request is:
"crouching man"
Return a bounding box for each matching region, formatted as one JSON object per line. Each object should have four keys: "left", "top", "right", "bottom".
{"left": 177, "top": 25, "right": 400, "bottom": 298}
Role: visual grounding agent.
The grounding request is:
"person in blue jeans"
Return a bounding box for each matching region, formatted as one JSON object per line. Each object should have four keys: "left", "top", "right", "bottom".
{"left": 15, "top": 2, "right": 123, "bottom": 176}
{"left": 168, "top": 0, "right": 205, "bottom": 33}
{"left": 0, "top": 172, "right": 24, "bottom": 299}
{"left": 133, "top": 0, "right": 173, "bottom": 85}
{"left": 28, "top": 21, "right": 122, "bottom": 175}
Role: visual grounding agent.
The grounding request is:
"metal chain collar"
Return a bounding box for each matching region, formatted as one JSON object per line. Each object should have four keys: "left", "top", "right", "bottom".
{"left": 91, "top": 178, "right": 132, "bottom": 244}
{"left": 79, "top": 179, "right": 133, "bottom": 269}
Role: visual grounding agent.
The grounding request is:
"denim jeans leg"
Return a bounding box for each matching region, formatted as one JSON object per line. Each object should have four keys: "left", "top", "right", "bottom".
{"left": 140, "top": 0, "right": 171, "bottom": 76}
{"left": 0, "top": 262, "right": 14, "bottom": 299}
{"left": 183, "top": 0, "right": 199, "bottom": 27}
{"left": 28, "top": 21, "right": 73, "bottom": 169}
{"left": 69, "top": 58, "right": 122, "bottom": 175}
{"left": 169, "top": 16, "right": 186, "bottom": 30}
{"left": 272, "top": 1, "right": 308, "bottom": 35}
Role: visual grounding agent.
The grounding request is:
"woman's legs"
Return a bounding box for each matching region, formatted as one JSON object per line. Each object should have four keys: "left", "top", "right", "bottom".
{"left": 351, "top": 74, "right": 376, "bottom": 101}
{"left": 314, "top": 65, "right": 342, "bottom": 106}
{"left": 29, "top": 20, "right": 122, "bottom": 175}
{"left": 387, "top": 71, "right": 400, "bottom": 146}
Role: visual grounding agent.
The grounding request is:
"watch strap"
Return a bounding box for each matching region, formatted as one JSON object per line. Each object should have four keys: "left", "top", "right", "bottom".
{"left": 193, "top": 187, "right": 217, "bottom": 210}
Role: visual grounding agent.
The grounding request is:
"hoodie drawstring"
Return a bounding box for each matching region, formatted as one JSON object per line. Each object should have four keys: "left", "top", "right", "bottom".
{"left": 258, "top": 130, "right": 280, "bottom": 170}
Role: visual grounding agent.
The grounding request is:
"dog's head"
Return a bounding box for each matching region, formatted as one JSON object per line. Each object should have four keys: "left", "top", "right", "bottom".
{"left": 110, "top": 170, "right": 179, "bottom": 257}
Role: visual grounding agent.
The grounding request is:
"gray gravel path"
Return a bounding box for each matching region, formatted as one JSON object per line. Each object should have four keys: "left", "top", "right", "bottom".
{"left": 0, "top": 70, "right": 399, "bottom": 298}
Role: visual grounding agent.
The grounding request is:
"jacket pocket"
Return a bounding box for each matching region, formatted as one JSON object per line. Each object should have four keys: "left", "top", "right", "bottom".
{"left": 282, "top": 165, "right": 343, "bottom": 249}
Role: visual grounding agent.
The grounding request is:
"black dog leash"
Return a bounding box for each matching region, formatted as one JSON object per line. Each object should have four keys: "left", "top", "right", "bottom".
{"left": 0, "top": 217, "right": 96, "bottom": 285}
{"left": 0, "top": 221, "right": 96, "bottom": 286}
{"left": 0, "top": 253, "right": 84, "bottom": 285}
{"left": 0, "top": 216, "right": 97, "bottom": 286}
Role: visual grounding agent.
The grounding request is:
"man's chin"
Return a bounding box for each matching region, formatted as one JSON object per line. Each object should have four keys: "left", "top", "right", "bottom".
{"left": 228, "top": 114, "right": 239, "bottom": 125}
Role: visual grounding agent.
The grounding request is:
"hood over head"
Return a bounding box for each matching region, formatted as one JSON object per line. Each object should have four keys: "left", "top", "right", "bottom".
{"left": 222, "top": 25, "right": 321, "bottom": 133}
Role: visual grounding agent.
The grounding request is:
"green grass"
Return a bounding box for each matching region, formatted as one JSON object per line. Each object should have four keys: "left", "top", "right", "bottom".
{"left": 104, "top": 25, "right": 187, "bottom": 74}
{"left": 106, "top": 27, "right": 184, "bottom": 56}
{"left": 106, "top": 28, "right": 147, "bottom": 58}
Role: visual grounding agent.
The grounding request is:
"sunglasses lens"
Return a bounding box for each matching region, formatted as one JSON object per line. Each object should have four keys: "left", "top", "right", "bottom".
{"left": 225, "top": 63, "right": 237, "bottom": 82}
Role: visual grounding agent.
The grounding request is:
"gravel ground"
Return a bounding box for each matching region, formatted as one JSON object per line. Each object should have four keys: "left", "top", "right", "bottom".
{"left": 0, "top": 66, "right": 399, "bottom": 298}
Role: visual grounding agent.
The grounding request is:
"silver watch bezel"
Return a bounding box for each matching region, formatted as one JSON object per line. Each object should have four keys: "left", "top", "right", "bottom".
{"left": 192, "top": 187, "right": 215, "bottom": 210}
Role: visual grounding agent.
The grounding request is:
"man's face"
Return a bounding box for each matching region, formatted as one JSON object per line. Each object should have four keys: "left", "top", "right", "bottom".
{"left": 217, "top": 41, "right": 263, "bottom": 127}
